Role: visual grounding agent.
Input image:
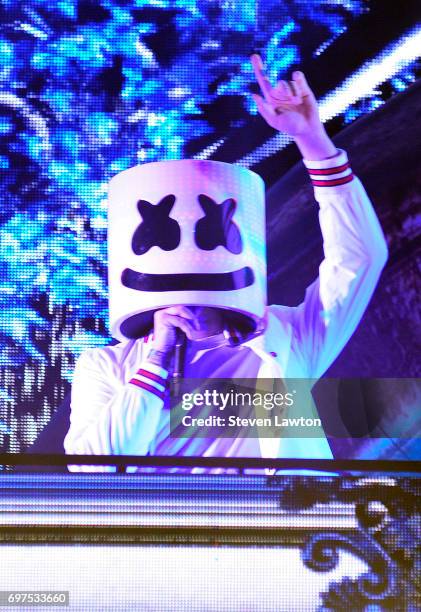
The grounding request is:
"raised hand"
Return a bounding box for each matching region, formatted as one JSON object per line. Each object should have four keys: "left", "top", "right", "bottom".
{"left": 250, "top": 53, "right": 336, "bottom": 160}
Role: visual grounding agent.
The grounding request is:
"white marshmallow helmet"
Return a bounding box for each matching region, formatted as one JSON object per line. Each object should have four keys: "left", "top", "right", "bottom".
{"left": 108, "top": 159, "right": 267, "bottom": 341}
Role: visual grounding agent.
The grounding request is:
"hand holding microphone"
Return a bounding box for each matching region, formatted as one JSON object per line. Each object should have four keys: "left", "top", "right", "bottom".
{"left": 153, "top": 306, "right": 198, "bottom": 349}
{"left": 147, "top": 306, "right": 200, "bottom": 397}
{"left": 147, "top": 306, "right": 223, "bottom": 394}
{"left": 147, "top": 306, "right": 199, "bottom": 371}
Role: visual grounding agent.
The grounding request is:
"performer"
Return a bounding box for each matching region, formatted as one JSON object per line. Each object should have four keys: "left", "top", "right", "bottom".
{"left": 64, "top": 55, "right": 388, "bottom": 471}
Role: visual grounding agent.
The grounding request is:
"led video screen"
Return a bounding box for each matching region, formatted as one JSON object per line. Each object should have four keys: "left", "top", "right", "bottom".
{"left": 0, "top": 0, "right": 420, "bottom": 458}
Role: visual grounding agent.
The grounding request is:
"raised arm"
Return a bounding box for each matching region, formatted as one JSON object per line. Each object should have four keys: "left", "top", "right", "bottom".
{"left": 288, "top": 153, "right": 387, "bottom": 378}
{"left": 251, "top": 54, "right": 388, "bottom": 377}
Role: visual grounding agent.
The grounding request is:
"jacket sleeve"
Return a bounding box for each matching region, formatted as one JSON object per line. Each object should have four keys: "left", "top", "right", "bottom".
{"left": 288, "top": 149, "right": 388, "bottom": 379}
{"left": 63, "top": 345, "right": 168, "bottom": 472}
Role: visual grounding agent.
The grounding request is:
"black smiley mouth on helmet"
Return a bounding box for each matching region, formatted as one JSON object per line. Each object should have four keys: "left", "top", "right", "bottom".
{"left": 121, "top": 194, "right": 255, "bottom": 292}
{"left": 121, "top": 266, "right": 254, "bottom": 292}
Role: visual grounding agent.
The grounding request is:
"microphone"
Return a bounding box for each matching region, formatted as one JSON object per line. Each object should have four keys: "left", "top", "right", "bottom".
{"left": 171, "top": 328, "right": 186, "bottom": 398}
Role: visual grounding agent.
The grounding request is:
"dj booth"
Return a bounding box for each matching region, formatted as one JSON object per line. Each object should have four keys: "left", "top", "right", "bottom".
{"left": 0, "top": 456, "right": 419, "bottom": 611}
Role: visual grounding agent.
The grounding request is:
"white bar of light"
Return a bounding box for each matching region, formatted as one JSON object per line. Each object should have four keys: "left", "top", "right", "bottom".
{"left": 198, "top": 25, "right": 421, "bottom": 166}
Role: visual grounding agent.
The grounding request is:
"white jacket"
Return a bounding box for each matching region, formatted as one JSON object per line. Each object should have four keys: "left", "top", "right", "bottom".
{"left": 64, "top": 150, "right": 388, "bottom": 470}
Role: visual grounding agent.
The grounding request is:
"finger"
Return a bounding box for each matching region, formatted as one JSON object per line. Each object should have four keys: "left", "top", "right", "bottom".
{"left": 163, "top": 305, "right": 195, "bottom": 319}
{"left": 161, "top": 314, "right": 196, "bottom": 338}
{"left": 275, "top": 80, "right": 291, "bottom": 98}
{"left": 176, "top": 306, "right": 200, "bottom": 330}
{"left": 252, "top": 93, "right": 276, "bottom": 123}
{"left": 270, "top": 80, "right": 301, "bottom": 105}
{"left": 250, "top": 54, "right": 272, "bottom": 102}
{"left": 161, "top": 306, "right": 199, "bottom": 329}
{"left": 292, "top": 71, "right": 313, "bottom": 98}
